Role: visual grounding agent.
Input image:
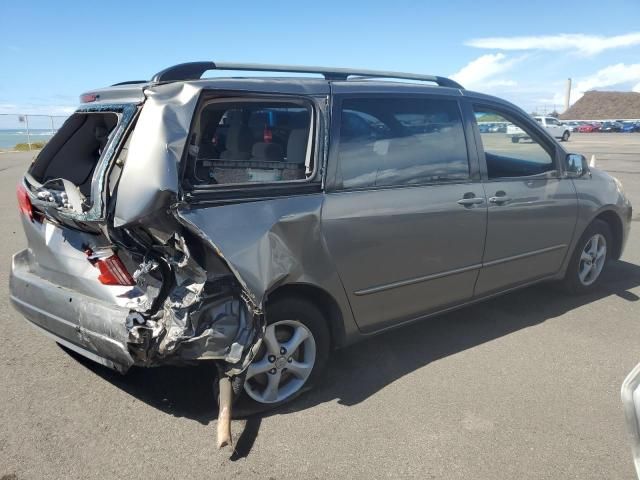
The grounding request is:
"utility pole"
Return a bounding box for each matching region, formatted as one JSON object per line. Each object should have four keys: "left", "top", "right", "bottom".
{"left": 565, "top": 78, "right": 572, "bottom": 112}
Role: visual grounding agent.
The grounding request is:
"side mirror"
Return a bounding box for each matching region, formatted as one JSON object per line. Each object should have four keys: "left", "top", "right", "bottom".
{"left": 565, "top": 153, "right": 589, "bottom": 177}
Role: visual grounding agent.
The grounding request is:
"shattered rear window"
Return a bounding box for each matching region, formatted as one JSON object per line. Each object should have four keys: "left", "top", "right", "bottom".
{"left": 184, "top": 99, "right": 313, "bottom": 186}
{"left": 29, "top": 112, "right": 119, "bottom": 200}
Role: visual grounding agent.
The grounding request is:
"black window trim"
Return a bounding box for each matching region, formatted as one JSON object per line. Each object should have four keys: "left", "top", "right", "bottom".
{"left": 325, "top": 93, "right": 480, "bottom": 193}
{"left": 180, "top": 92, "right": 324, "bottom": 200}
{"left": 468, "top": 101, "right": 560, "bottom": 182}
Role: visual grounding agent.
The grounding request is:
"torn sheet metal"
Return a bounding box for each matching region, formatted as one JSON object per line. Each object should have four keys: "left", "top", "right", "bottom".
{"left": 123, "top": 231, "right": 261, "bottom": 372}
{"left": 114, "top": 82, "right": 202, "bottom": 227}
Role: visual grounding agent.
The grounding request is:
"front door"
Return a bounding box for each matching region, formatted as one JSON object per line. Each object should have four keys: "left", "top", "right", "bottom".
{"left": 471, "top": 105, "right": 578, "bottom": 297}
{"left": 322, "top": 93, "right": 487, "bottom": 332}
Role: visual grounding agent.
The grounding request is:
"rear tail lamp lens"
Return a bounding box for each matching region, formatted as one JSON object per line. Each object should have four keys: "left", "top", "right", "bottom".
{"left": 16, "top": 183, "right": 33, "bottom": 222}
{"left": 86, "top": 250, "right": 135, "bottom": 286}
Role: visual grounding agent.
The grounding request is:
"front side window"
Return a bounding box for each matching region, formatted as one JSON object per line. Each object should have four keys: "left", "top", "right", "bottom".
{"left": 474, "top": 107, "right": 554, "bottom": 179}
{"left": 185, "top": 99, "right": 313, "bottom": 186}
{"left": 335, "top": 97, "right": 469, "bottom": 189}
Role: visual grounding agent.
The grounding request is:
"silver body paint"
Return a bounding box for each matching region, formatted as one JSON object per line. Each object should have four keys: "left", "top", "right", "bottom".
{"left": 9, "top": 76, "right": 632, "bottom": 375}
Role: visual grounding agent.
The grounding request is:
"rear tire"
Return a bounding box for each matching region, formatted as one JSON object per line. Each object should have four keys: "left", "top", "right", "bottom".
{"left": 511, "top": 137, "right": 519, "bottom": 143}
{"left": 242, "top": 298, "right": 330, "bottom": 407}
{"left": 560, "top": 219, "right": 612, "bottom": 294}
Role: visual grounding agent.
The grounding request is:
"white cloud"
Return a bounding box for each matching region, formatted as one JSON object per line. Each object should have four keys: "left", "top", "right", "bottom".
{"left": 450, "top": 53, "right": 519, "bottom": 89}
{"left": 483, "top": 79, "right": 518, "bottom": 88}
{"left": 537, "top": 63, "right": 640, "bottom": 112}
{"left": 574, "top": 63, "right": 640, "bottom": 92}
{"left": 536, "top": 92, "right": 567, "bottom": 106}
{"left": 466, "top": 32, "right": 640, "bottom": 56}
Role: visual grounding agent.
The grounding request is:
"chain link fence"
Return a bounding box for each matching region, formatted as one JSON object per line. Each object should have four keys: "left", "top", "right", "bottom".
{"left": 0, "top": 113, "right": 70, "bottom": 152}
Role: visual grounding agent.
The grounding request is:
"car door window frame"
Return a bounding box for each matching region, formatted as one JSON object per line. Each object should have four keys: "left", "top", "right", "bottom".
{"left": 466, "top": 101, "right": 562, "bottom": 182}
{"left": 325, "top": 93, "right": 482, "bottom": 192}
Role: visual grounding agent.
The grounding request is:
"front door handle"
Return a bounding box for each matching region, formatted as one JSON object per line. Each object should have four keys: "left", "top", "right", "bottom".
{"left": 488, "top": 195, "right": 511, "bottom": 205}
{"left": 457, "top": 196, "right": 485, "bottom": 206}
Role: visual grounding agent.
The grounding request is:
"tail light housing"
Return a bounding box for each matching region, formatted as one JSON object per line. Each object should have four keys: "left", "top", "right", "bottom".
{"left": 86, "top": 249, "right": 135, "bottom": 286}
{"left": 16, "top": 183, "right": 33, "bottom": 222}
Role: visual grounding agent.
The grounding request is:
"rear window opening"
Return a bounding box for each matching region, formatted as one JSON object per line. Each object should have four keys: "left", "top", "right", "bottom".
{"left": 28, "top": 112, "right": 119, "bottom": 202}
{"left": 184, "top": 98, "right": 314, "bottom": 187}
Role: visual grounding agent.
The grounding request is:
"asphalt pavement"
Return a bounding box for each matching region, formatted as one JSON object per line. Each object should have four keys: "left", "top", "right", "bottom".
{"left": 1, "top": 133, "right": 639, "bottom": 479}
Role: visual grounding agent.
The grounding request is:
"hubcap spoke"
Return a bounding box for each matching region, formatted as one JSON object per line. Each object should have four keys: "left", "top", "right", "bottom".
{"left": 579, "top": 264, "right": 591, "bottom": 282}
{"left": 262, "top": 326, "right": 281, "bottom": 357}
{"left": 596, "top": 246, "right": 606, "bottom": 261}
{"left": 246, "top": 358, "right": 272, "bottom": 379}
{"left": 580, "top": 251, "right": 592, "bottom": 262}
{"left": 287, "top": 359, "right": 312, "bottom": 379}
{"left": 263, "top": 370, "right": 282, "bottom": 402}
{"left": 283, "top": 326, "right": 309, "bottom": 355}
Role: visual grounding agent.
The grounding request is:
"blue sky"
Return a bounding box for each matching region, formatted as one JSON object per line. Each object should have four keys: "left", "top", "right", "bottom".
{"left": 1, "top": 0, "right": 639, "bottom": 116}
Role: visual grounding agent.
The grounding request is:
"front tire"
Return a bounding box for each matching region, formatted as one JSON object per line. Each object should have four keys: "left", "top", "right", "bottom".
{"left": 561, "top": 130, "right": 570, "bottom": 141}
{"left": 561, "top": 219, "right": 612, "bottom": 294}
{"left": 243, "top": 298, "right": 330, "bottom": 406}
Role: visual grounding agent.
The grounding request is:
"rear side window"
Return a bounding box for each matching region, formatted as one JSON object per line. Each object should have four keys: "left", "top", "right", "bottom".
{"left": 184, "top": 99, "right": 313, "bottom": 186}
{"left": 335, "top": 97, "right": 469, "bottom": 189}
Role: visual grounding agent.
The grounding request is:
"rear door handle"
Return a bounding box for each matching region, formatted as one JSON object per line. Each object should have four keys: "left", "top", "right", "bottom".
{"left": 488, "top": 196, "right": 511, "bottom": 205}
{"left": 457, "top": 197, "right": 485, "bottom": 206}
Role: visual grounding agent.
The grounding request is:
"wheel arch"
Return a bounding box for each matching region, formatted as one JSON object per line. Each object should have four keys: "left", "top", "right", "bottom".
{"left": 594, "top": 209, "right": 624, "bottom": 260}
{"left": 265, "top": 283, "right": 346, "bottom": 349}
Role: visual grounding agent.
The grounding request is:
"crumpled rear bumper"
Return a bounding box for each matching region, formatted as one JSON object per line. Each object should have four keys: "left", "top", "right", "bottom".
{"left": 9, "top": 249, "right": 134, "bottom": 373}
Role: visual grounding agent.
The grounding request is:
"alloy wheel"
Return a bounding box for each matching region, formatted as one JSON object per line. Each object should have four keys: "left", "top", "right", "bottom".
{"left": 244, "top": 320, "right": 316, "bottom": 404}
{"left": 578, "top": 233, "right": 607, "bottom": 286}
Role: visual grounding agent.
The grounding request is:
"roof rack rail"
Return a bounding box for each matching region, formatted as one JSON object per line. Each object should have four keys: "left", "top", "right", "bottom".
{"left": 111, "top": 80, "right": 148, "bottom": 86}
{"left": 150, "top": 61, "right": 463, "bottom": 89}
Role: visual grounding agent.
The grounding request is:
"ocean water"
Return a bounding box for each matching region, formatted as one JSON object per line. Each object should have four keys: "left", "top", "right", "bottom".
{"left": 0, "top": 129, "right": 56, "bottom": 149}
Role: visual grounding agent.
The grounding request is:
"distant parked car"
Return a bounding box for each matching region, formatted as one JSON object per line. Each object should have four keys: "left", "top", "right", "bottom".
{"left": 508, "top": 116, "right": 570, "bottom": 142}
{"left": 621, "top": 122, "right": 640, "bottom": 133}
{"left": 533, "top": 116, "right": 571, "bottom": 141}
{"left": 564, "top": 121, "right": 580, "bottom": 132}
{"left": 578, "top": 123, "right": 598, "bottom": 133}
{"left": 600, "top": 122, "right": 623, "bottom": 133}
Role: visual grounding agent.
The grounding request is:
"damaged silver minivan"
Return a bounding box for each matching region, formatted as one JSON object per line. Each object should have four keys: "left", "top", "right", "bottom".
{"left": 10, "top": 62, "right": 632, "bottom": 420}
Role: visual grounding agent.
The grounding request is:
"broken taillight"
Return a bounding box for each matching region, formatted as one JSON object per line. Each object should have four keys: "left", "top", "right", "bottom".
{"left": 16, "top": 183, "right": 33, "bottom": 222}
{"left": 86, "top": 249, "right": 135, "bottom": 286}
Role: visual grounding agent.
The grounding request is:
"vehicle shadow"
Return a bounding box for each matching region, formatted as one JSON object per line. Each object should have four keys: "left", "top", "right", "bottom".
{"left": 294, "top": 260, "right": 640, "bottom": 404}
{"left": 64, "top": 260, "right": 640, "bottom": 456}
